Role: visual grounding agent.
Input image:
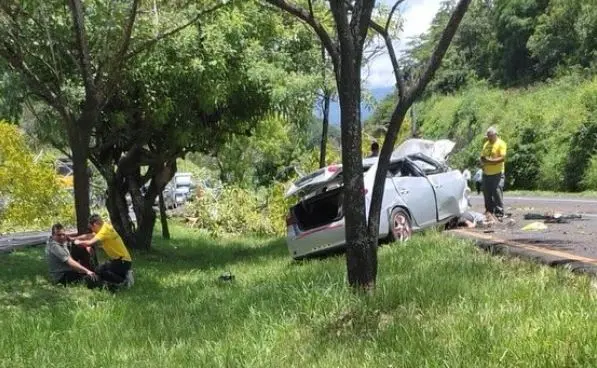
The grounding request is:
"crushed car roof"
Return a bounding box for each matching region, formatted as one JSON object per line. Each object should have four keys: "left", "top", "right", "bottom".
{"left": 285, "top": 139, "right": 456, "bottom": 198}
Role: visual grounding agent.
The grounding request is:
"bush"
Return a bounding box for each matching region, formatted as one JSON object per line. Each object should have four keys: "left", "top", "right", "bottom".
{"left": 564, "top": 114, "right": 597, "bottom": 191}
{"left": 0, "top": 121, "right": 74, "bottom": 232}
{"left": 581, "top": 155, "right": 597, "bottom": 190}
{"left": 505, "top": 127, "right": 544, "bottom": 190}
{"left": 183, "top": 181, "right": 296, "bottom": 237}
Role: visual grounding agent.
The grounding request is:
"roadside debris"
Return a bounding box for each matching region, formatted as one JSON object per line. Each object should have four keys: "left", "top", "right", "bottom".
{"left": 524, "top": 213, "right": 582, "bottom": 224}
{"left": 521, "top": 222, "right": 548, "bottom": 231}
{"left": 218, "top": 271, "right": 235, "bottom": 282}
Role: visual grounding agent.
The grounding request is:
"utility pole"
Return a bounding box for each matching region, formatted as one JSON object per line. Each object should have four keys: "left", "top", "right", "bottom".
{"left": 410, "top": 103, "right": 417, "bottom": 138}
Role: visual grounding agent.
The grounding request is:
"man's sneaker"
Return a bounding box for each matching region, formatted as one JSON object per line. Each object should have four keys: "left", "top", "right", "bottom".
{"left": 123, "top": 270, "right": 134, "bottom": 288}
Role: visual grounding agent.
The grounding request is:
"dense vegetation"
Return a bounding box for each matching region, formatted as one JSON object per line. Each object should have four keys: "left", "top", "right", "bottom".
{"left": 0, "top": 121, "right": 73, "bottom": 232}
{"left": 369, "top": 0, "right": 597, "bottom": 191}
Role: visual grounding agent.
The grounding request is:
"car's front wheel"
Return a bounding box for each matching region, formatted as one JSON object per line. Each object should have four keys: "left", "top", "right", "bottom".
{"left": 389, "top": 207, "right": 412, "bottom": 242}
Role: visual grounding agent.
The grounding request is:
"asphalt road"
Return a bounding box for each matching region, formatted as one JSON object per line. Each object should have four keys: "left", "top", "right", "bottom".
{"left": 466, "top": 194, "right": 597, "bottom": 260}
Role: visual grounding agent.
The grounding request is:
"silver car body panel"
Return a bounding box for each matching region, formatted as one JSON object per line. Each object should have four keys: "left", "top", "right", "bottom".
{"left": 390, "top": 176, "right": 436, "bottom": 228}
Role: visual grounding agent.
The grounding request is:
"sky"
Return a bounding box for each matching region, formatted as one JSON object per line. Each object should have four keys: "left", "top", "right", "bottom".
{"left": 364, "top": 0, "right": 444, "bottom": 89}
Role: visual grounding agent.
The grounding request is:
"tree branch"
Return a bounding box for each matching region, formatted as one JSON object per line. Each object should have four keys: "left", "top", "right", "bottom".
{"left": 369, "top": 21, "right": 404, "bottom": 99}
{"left": 264, "top": 0, "right": 339, "bottom": 67}
{"left": 95, "top": 0, "right": 140, "bottom": 87}
{"left": 126, "top": 1, "right": 231, "bottom": 60}
{"left": 0, "top": 44, "right": 60, "bottom": 110}
{"left": 352, "top": 0, "right": 376, "bottom": 52}
{"left": 367, "top": 0, "right": 472, "bottom": 240}
{"left": 384, "top": 0, "right": 404, "bottom": 32}
{"left": 67, "top": 0, "right": 96, "bottom": 98}
{"left": 369, "top": 0, "right": 406, "bottom": 100}
{"left": 407, "top": 0, "right": 472, "bottom": 102}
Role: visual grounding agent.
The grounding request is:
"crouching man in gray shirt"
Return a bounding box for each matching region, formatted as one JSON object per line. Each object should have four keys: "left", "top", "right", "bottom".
{"left": 46, "top": 223, "right": 98, "bottom": 288}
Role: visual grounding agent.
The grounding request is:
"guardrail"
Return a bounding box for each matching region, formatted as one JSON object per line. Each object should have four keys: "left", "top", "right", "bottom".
{"left": 0, "top": 231, "right": 50, "bottom": 253}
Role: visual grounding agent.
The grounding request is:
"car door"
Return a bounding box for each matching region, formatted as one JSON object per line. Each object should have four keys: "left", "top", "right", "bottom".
{"left": 409, "top": 155, "right": 465, "bottom": 221}
{"left": 390, "top": 160, "right": 437, "bottom": 228}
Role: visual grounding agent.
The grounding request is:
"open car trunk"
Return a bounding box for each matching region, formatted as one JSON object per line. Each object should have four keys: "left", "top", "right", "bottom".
{"left": 291, "top": 187, "right": 344, "bottom": 231}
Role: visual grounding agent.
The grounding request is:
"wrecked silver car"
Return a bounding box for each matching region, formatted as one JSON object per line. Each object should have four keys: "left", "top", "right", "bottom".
{"left": 285, "top": 139, "right": 468, "bottom": 259}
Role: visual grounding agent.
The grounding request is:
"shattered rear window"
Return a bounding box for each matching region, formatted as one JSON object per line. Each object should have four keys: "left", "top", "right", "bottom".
{"left": 294, "top": 167, "right": 327, "bottom": 187}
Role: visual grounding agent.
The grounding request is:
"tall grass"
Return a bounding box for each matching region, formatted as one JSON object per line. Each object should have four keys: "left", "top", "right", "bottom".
{"left": 2, "top": 225, "right": 597, "bottom": 367}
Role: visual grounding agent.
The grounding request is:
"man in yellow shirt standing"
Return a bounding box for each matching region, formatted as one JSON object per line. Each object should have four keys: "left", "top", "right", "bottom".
{"left": 480, "top": 127, "right": 507, "bottom": 219}
{"left": 74, "top": 214, "right": 133, "bottom": 289}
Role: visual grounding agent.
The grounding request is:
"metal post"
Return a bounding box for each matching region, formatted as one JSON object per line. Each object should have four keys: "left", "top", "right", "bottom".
{"left": 410, "top": 103, "right": 417, "bottom": 137}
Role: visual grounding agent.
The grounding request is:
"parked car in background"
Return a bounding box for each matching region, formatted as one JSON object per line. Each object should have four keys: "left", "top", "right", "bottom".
{"left": 173, "top": 173, "right": 196, "bottom": 203}
{"left": 284, "top": 139, "right": 468, "bottom": 259}
{"left": 148, "top": 173, "right": 196, "bottom": 209}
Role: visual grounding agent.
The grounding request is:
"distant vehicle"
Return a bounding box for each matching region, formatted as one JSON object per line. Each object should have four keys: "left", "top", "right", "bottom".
{"left": 160, "top": 183, "right": 178, "bottom": 209}
{"left": 284, "top": 139, "right": 468, "bottom": 260}
{"left": 172, "top": 172, "right": 196, "bottom": 204}
{"left": 147, "top": 173, "right": 196, "bottom": 209}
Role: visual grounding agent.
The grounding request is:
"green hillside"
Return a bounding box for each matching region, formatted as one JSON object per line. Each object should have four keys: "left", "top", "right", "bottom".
{"left": 369, "top": 0, "right": 597, "bottom": 192}
{"left": 419, "top": 75, "right": 597, "bottom": 191}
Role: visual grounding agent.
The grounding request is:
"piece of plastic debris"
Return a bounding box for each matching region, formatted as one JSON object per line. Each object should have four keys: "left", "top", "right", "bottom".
{"left": 218, "top": 271, "right": 235, "bottom": 282}
{"left": 521, "top": 222, "right": 548, "bottom": 231}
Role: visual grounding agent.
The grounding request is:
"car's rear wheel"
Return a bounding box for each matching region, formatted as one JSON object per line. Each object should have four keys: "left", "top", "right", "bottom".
{"left": 389, "top": 208, "right": 412, "bottom": 242}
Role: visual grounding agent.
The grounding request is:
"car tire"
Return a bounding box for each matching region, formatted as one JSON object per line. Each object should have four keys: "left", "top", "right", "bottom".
{"left": 389, "top": 207, "right": 412, "bottom": 242}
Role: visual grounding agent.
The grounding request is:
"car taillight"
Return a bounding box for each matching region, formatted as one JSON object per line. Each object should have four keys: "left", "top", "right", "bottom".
{"left": 286, "top": 213, "right": 296, "bottom": 226}
{"left": 327, "top": 165, "right": 340, "bottom": 172}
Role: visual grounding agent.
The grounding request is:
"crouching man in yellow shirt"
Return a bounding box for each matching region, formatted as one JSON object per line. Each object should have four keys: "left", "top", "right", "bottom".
{"left": 74, "top": 214, "right": 134, "bottom": 289}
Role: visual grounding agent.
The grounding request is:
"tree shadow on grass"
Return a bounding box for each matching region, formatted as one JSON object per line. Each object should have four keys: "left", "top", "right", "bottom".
{"left": 0, "top": 246, "right": 102, "bottom": 311}
{"left": 135, "top": 233, "right": 290, "bottom": 276}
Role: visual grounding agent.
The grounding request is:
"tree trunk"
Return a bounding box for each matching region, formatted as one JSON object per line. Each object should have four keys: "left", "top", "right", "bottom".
{"left": 367, "top": 102, "right": 410, "bottom": 240}
{"left": 128, "top": 176, "right": 157, "bottom": 250}
{"left": 134, "top": 198, "right": 157, "bottom": 250}
{"left": 335, "top": 62, "right": 376, "bottom": 290}
{"left": 158, "top": 192, "right": 170, "bottom": 239}
{"left": 68, "top": 127, "right": 91, "bottom": 234}
{"left": 339, "top": 85, "right": 377, "bottom": 289}
{"left": 105, "top": 174, "right": 137, "bottom": 248}
{"left": 368, "top": 0, "right": 473, "bottom": 244}
{"left": 319, "top": 91, "right": 331, "bottom": 168}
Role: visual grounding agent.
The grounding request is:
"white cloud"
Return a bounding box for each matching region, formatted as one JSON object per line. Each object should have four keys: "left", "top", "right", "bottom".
{"left": 364, "top": 0, "right": 443, "bottom": 88}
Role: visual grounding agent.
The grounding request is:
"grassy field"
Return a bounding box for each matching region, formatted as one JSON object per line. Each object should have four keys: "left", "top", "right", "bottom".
{"left": 2, "top": 225, "right": 597, "bottom": 367}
